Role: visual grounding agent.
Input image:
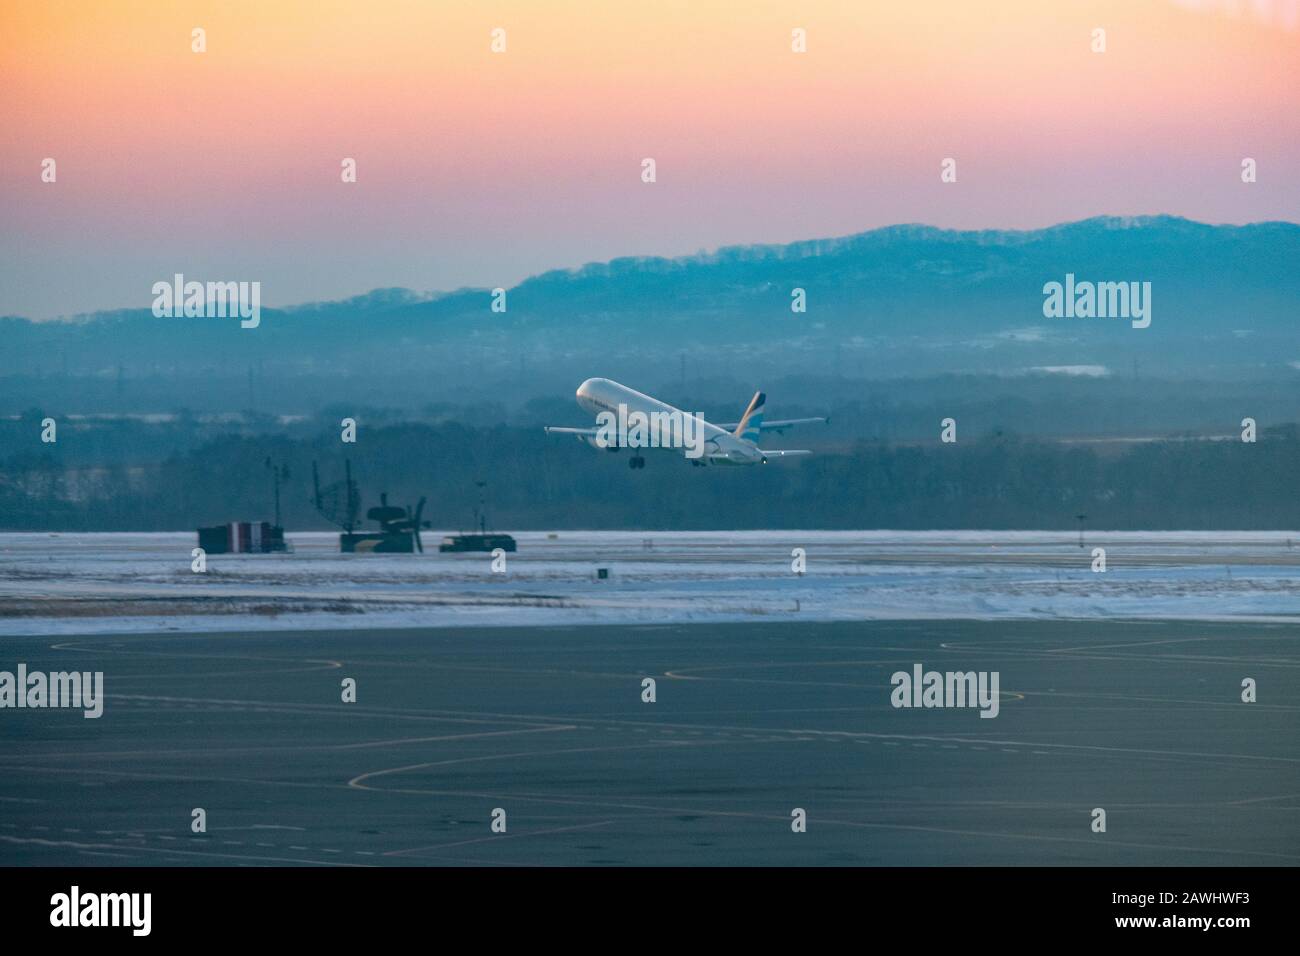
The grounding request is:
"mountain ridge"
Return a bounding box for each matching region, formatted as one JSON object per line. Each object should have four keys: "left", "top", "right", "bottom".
{"left": 6, "top": 215, "right": 1298, "bottom": 326}
{"left": 2, "top": 215, "right": 1296, "bottom": 410}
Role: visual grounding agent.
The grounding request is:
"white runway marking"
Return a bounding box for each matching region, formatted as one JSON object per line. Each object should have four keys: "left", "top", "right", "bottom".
{"left": 385, "top": 821, "right": 616, "bottom": 857}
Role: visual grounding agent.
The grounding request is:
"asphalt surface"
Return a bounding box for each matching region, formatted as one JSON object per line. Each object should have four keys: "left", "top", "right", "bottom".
{"left": 1, "top": 619, "right": 1296, "bottom": 865}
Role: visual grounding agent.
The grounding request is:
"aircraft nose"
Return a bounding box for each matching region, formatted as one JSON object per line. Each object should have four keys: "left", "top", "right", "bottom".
{"left": 577, "top": 377, "right": 599, "bottom": 400}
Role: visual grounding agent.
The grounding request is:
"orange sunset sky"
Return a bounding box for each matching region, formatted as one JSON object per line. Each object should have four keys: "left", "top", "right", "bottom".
{"left": 2, "top": 0, "right": 1297, "bottom": 318}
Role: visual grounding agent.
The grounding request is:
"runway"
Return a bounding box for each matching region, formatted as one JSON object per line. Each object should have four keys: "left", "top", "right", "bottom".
{"left": 3, "top": 530, "right": 1300, "bottom": 634}
{"left": 2, "top": 619, "right": 1296, "bottom": 866}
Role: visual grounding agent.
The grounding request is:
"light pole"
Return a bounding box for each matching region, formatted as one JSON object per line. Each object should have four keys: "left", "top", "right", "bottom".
{"left": 266, "top": 458, "right": 290, "bottom": 529}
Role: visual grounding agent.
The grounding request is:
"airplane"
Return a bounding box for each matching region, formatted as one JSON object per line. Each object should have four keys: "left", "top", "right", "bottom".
{"left": 544, "top": 377, "right": 827, "bottom": 468}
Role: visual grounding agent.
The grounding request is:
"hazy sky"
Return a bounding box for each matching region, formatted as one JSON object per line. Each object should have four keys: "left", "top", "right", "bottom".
{"left": 3, "top": 0, "right": 1298, "bottom": 319}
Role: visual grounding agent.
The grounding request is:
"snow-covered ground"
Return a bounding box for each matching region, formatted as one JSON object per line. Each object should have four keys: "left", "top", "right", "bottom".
{"left": 1, "top": 530, "right": 1298, "bottom": 635}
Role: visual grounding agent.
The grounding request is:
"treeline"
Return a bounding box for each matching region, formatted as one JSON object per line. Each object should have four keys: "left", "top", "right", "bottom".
{"left": 2, "top": 423, "right": 1298, "bottom": 531}
{"left": 6, "top": 371, "right": 1300, "bottom": 459}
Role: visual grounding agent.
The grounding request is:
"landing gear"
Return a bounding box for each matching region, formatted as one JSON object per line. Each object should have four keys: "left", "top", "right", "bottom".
{"left": 629, "top": 455, "right": 645, "bottom": 470}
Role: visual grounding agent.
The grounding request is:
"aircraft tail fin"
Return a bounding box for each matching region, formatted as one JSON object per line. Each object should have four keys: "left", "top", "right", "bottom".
{"left": 733, "top": 391, "right": 766, "bottom": 442}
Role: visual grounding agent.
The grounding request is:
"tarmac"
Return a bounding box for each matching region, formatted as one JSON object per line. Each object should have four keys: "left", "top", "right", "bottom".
{"left": 1, "top": 619, "right": 1296, "bottom": 866}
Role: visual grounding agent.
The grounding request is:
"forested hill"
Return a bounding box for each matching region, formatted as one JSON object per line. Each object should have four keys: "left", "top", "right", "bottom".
{"left": 3, "top": 217, "right": 1298, "bottom": 415}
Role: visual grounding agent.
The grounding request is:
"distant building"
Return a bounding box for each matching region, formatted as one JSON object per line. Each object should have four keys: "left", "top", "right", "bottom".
{"left": 197, "top": 522, "right": 286, "bottom": 554}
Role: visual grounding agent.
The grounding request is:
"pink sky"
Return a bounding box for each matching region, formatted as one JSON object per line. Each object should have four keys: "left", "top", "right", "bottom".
{"left": 2, "top": 0, "right": 1297, "bottom": 318}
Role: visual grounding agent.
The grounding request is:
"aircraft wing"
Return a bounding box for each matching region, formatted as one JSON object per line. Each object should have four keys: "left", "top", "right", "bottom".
{"left": 758, "top": 449, "right": 812, "bottom": 458}
{"left": 544, "top": 426, "right": 598, "bottom": 437}
{"left": 714, "top": 416, "right": 828, "bottom": 433}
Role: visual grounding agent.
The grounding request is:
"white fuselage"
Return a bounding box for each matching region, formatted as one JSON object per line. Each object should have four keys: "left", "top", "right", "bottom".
{"left": 576, "top": 378, "right": 763, "bottom": 464}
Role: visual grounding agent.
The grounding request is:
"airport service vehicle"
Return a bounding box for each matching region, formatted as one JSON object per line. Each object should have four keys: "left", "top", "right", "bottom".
{"left": 439, "top": 533, "right": 517, "bottom": 553}
{"left": 544, "top": 377, "right": 826, "bottom": 468}
{"left": 441, "top": 479, "right": 517, "bottom": 552}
